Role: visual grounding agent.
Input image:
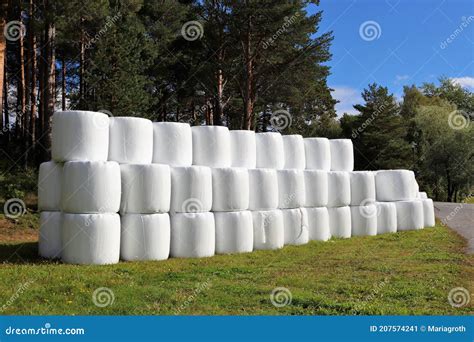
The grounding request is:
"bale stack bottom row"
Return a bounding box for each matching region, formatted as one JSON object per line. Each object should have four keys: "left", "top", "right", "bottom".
{"left": 38, "top": 111, "right": 436, "bottom": 265}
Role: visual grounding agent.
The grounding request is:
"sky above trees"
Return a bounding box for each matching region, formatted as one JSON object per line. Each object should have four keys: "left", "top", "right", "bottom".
{"left": 311, "top": 0, "right": 474, "bottom": 115}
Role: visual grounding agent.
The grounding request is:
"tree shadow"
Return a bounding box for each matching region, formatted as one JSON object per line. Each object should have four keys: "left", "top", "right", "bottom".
{"left": 0, "top": 242, "right": 49, "bottom": 264}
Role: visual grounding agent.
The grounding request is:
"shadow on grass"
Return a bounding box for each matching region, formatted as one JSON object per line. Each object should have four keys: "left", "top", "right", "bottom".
{"left": 0, "top": 242, "right": 44, "bottom": 264}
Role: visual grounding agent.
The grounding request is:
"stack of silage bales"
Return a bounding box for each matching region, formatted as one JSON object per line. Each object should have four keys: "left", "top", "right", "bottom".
{"left": 38, "top": 110, "right": 437, "bottom": 265}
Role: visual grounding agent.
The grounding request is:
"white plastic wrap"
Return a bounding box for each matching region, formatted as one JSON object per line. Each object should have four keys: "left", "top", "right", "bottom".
{"left": 120, "top": 164, "right": 170, "bottom": 214}
{"left": 214, "top": 211, "right": 253, "bottom": 254}
{"left": 170, "top": 212, "right": 215, "bottom": 258}
{"left": 277, "top": 169, "right": 305, "bottom": 209}
{"left": 375, "top": 170, "right": 418, "bottom": 201}
{"left": 281, "top": 208, "right": 309, "bottom": 245}
{"left": 304, "top": 207, "right": 330, "bottom": 241}
{"left": 282, "top": 134, "right": 305, "bottom": 169}
{"left": 211, "top": 167, "right": 249, "bottom": 211}
{"left": 419, "top": 192, "right": 428, "bottom": 199}
{"left": 61, "top": 161, "right": 121, "bottom": 213}
{"left": 252, "top": 210, "right": 284, "bottom": 250}
{"left": 52, "top": 110, "right": 109, "bottom": 162}
{"left": 410, "top": 171, "right": 420, "bottom": 198}
{"left": 350, "top": 171, "right": 376, "bottom": 206}
{"left": 38, "top": 211, "right": 62, "bottom": 259}
{"left": 375, "top": 202, "right": 397, "bottom": 234}
{"left": 327, "top": 171, "right": 351, "bottom": 207}
{"left": 61, "top": 213, "right": 120, "bottom": 265}
{"left": 255, "top": 132, "right": 284, "bottom": 169}
{"left": 248, "top": 168, "right": 279, "bottom": 210}
{"left": 38, "top": 161, "right": 63, "bottom": 211}
{"left": 229, "top": 130, "right": 256, "bottom": 168}
{"left": 328, "top": 206, "right": 351, "bottom": 238}
{"left": 152, "top": 122, "right": 193, "bottom": 166}
{"left": 329, "top": 139, "right": 354, "bottom": 171}
{"left": 191, "top": 125, "right": 231, "bottom": 167}
{"left": 350, "top": 205, "right": 377, "bottom": 236}
{"left": 108, "top": 117, "right": 153, "bottom": 164}
{"left": 303, "top": 170, "right": 328, "bottom": 207}
{"left": 304, "top": 137, "right": 331, "bottom": 171}
{"left": 421, "top": 198, "right": 435, "bottom": 227}
{"left": 170, "top": 166, "right": 212, "bottom": 213}
{"left": 120, "top": 213, "right": 170, "bottom": 261}
{"left": 395, "top": 200, "right": 424, "bottom": 231}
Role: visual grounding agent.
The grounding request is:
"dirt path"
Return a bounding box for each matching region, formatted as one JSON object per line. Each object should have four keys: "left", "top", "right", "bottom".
{"left": 434, "top": 202, "right": 474, "bottom": 254}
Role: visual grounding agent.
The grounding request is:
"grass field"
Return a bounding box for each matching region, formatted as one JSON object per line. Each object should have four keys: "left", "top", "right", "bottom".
{"left": 0, "top": 212, "right": 472, "bottom": 315}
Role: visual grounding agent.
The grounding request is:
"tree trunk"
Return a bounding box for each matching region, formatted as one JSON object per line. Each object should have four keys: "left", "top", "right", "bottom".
{"left": 214, "top": 67, "right": 224, "bottom": 126}
{"left": 79, "top": 18, "right": 85, "bottom": 107}
{"left": 19, "top": 16, "right": 26, "bottom": 142}
{"left": 0, "top": 5, "right": 6, "bottom": 133}
{"left": 29, "top": 0, "right": 36, "bottom": 152}
{"left": 3, "top": 63, "right": 9, "bottom": 145}
{"left": 243, "top": 23, "right": 254, "bottom": 130}
{"left": 42, "top": 19, "right": 55, "bottom": 161}
{"left": 61, "top": 53, "right": 66, "bottom": 110}
{"left": 38, "top": 30, "right": 45, "bottom": 139}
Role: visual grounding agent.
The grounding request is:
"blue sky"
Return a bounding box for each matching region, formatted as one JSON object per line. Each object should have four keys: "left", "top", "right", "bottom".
{"left": 307, "top": 0, "right": 474, "bottom": 115}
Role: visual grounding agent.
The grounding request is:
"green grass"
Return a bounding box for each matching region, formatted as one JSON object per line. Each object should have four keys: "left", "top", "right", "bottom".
{"left": 0, "top": 221, "right": 472, "bottom": 315}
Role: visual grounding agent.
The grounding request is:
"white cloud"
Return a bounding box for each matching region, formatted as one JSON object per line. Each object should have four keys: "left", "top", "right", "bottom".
{"left": 331, "top": 86, "right": 362, "bottom": 116}
{"left": 394, "top": 74, "right": 410, "bottom": 84}
{"left": 451, "top": 76, "right": 474, "bottom": 89}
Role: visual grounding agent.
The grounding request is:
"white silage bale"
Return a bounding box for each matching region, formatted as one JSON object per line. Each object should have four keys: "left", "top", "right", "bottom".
{"left": 170, "top": 166, "right": 212, "bottom": 213}
{"left": 211, "top": 167, "right": 249, "bottom": 211}
{"left": 419, "top": 192, "right": 428, "bottom": 199}
{"left": 329, "top": 139, "right": 354, "bottom": 171}
{"left": 52, "top": 110, "right": 109, "bottom": 162}
{"left": 108, "top": 117, "right": 153, "bottom": 164}
{"left": 304, "top": 207, "right": 330, "bottom": 241}
{"left": 277, "top": 169, "right": 305, "bottom": 209}
{"left": 229, "top": 130, "right": 256, "bottom": 168}
{"left": 350, "top": 171, "right": 376, "bottom": 206}
{"left": 375, "top": 202, "right": 397, "bottom": 234}
{"left": 328, "top": 206, "right": 351, "bottom": 238}
{"left": 255, "top": 132, "right": 284, "bottom": 169}
{"left": 192, "top": 125, "right": 231, "bottom": 167}
{"left": 248, "top": 169, "right": 279, "bottom": 210}
{"left": 120, "top": 164, "right": 170, "bottom": 214}
{"left": 170, "top": 212, "right": 215, "bottom": 258}
{"left": 375, "top": 170, "right": 418, "bottom": 201}
{"left": 38, "top": 211, "right": 62, "bottom": 259}
{"left": 421, "top": 198, "right": 435, "bottom": 227}
{"left": 281, "top": 208, "right": 309, "bottom": 245}
{"left": 304, "top": 137, "right": 331, "bottom": 171}
{"left": 395, "top": 200, "right": 424, "bottom": 231}
{"left": 350, "top": 205, "right": 377, "bottom": 236}
{"left": 214, "top": 211, "right": 253, "bottom": 254}
{"left": 61, "top": 161, "right": 121, "bottom": 213}
{"left": 61, "top": 213, "right": 120, "bottom": 265}
{"left": 38, "top": 161, "right": 63, "bottom": 211}
{"left": 327, "top": 171, "right": 351, "bottom": 207}
{"left": 152, "top": 122, "right": 193, "bottom": 166}
{"left": 282, "top": 134, "right": 305, "bottom": 169}
{"left": 252, "top": 210, "right": 284, "bottom": 250}
{"left": 120, "top": 213, "right": 170, "bottom": 261}
{"left": 303, "top": 170, "right": 328, "bottom": 207}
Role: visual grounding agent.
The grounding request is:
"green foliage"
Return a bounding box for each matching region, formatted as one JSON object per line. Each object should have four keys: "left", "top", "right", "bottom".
{"left": 0, "top": 168, "right": 37, "bottom": 202}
